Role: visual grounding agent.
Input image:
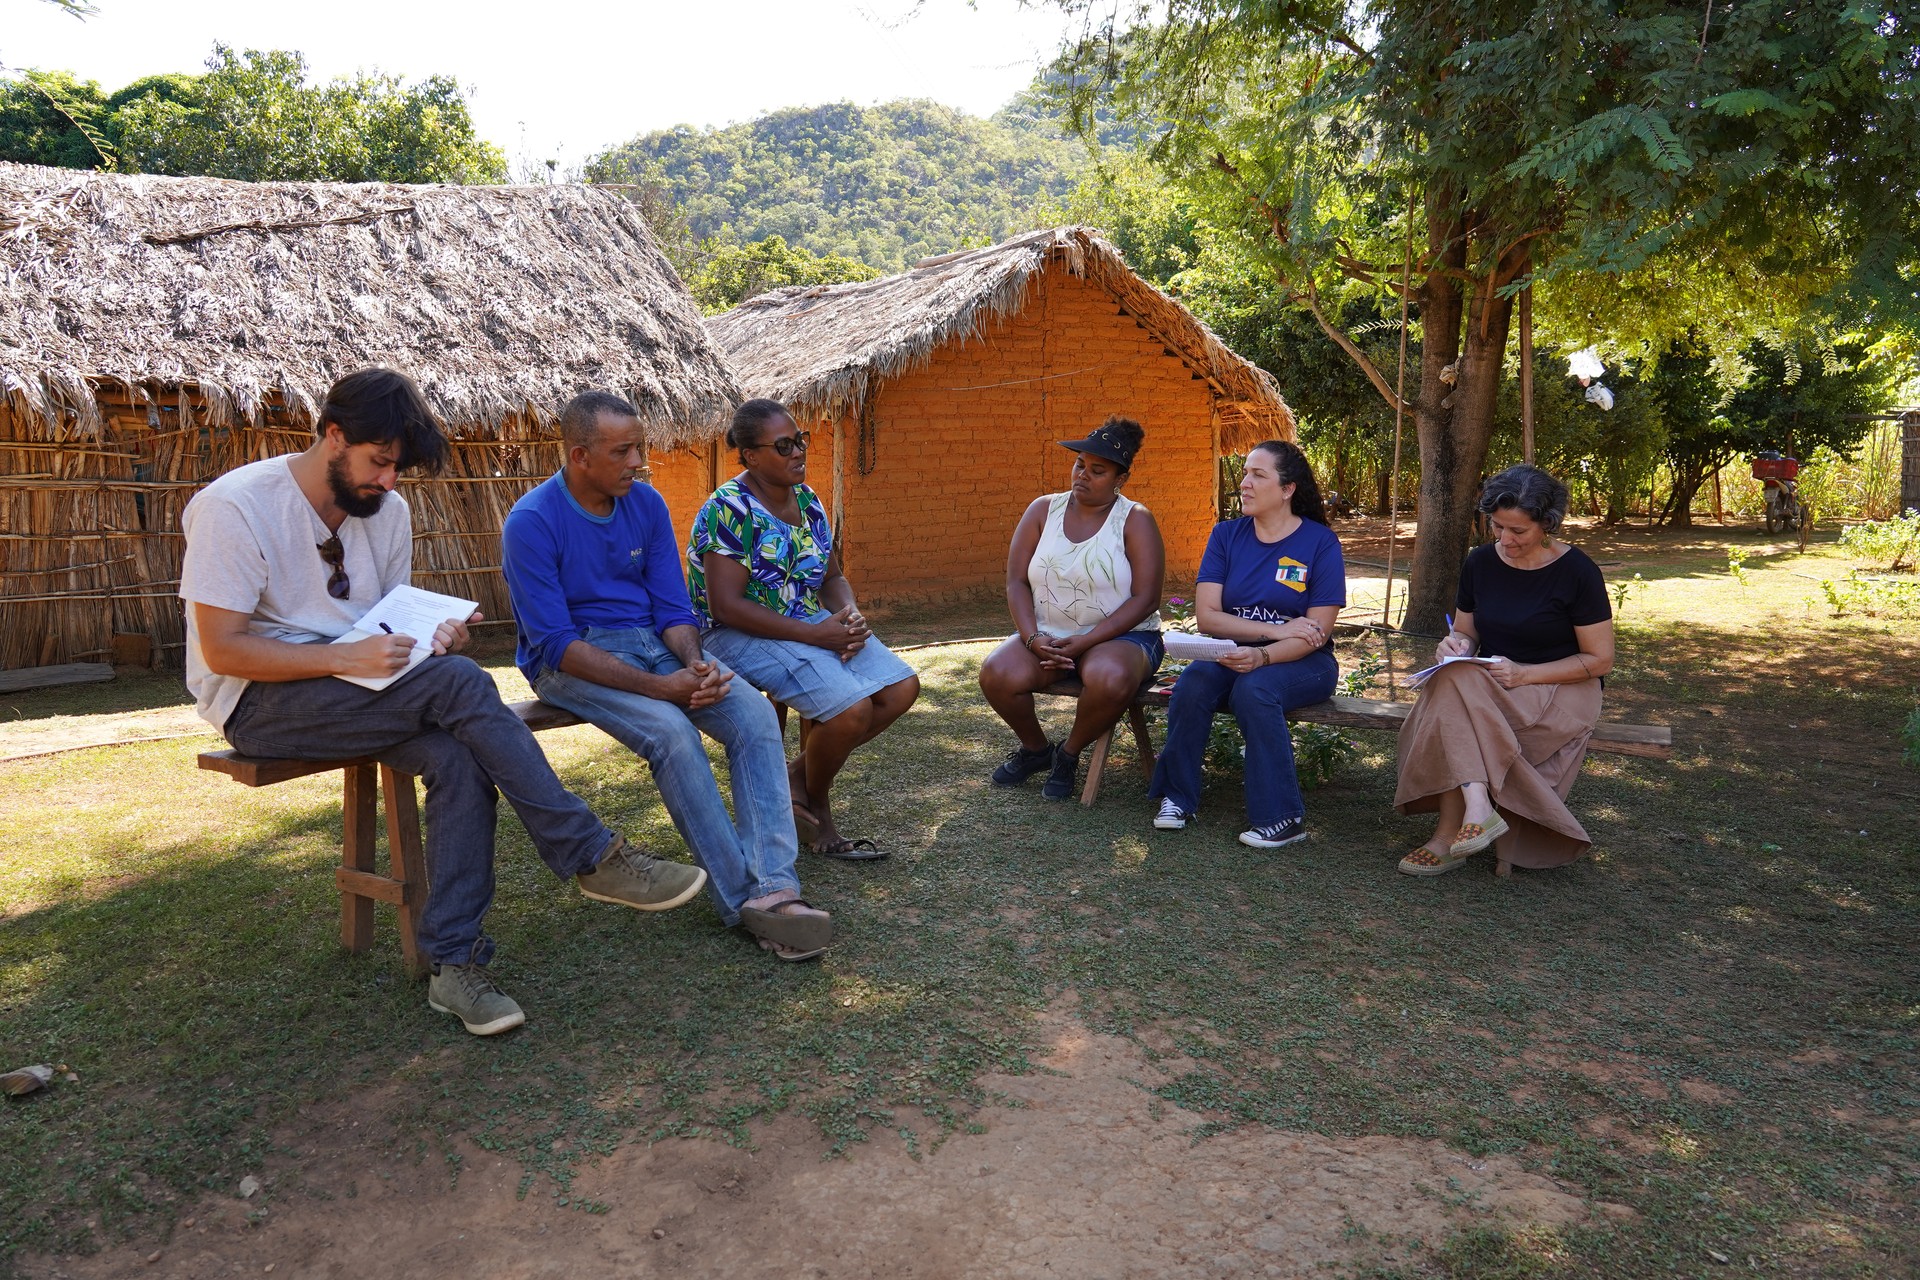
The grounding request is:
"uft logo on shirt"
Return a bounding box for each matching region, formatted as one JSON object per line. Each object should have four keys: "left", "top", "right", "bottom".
{"left": 1275, "top": 556, "right": 1309, "bottom": 592}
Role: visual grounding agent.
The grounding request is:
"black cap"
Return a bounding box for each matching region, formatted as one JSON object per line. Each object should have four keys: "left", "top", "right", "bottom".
{"left": 1058, "top": 422, "right": 1138, "bottom": 469}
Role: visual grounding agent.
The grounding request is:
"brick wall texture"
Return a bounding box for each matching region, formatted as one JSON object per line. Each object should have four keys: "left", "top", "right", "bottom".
{"left": 650, "top": 264, "right": 1229, "bottom": 603}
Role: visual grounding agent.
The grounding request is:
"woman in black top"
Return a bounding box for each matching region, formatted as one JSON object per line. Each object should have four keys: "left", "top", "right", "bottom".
{"left": 1394, "top": 465, "right": 1615, "bottom": 875}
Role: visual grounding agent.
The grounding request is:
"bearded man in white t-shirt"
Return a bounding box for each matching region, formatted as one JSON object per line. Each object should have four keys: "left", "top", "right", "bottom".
{"left": 178, "top": 368, "right": 706, "bottom": 1035}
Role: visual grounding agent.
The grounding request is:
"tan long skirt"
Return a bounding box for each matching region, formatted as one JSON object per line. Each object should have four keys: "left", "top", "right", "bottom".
{"left": 1393, "top": 663, "right": 1604, "bottom": 869}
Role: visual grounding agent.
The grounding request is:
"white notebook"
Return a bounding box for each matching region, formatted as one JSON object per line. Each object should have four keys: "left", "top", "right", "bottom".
{"left": 1406, "top": 655, "right": 1500, "bottom": 688}
{"left": 330, "top": 584, "right": 480, "bottom": 691}
{"left": 1163, "top": 633, "right": 1243, "bottom": 662}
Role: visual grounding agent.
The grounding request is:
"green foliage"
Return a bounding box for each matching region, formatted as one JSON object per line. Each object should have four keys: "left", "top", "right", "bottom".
{"left": 685, "top": 234, "right": 880, "bottom": 314}
{"left": 1610, "top": 572, "right": 1647, "bottom": 615}
{"left": 1725, "top": 547, "right": 1750, "bottom": 590}
{"left": 1839, "top": 510, "right": 1920, "bottom": 573}
{"left": 113, "top": 46, "right": 505, "bottom": 183}
{"left": 1816, "top": 572, "right": 1920, "bottom": 618}
{"left": 4, "top": 45, "right": 505, "bottom": 184}
{"left": 1039, "top": 0, "right": 1920, "bottom": 628}
{"left": 1791, "top": 420, "right": 1910, "bottom": 522}
{"left": 585, "top": 100, "right": 1087, "bottom": 272}
{"left": 1652, "top": 332, "right": 1898, "bottom": 525}
{"left": 0, "top": 69, "right": 115, "bottom": 168}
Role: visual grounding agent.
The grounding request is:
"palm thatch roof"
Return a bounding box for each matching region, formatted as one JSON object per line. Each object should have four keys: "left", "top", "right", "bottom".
{"left": 707, "top": 225, "right": 1293, "bottom": 448}
{"left": 0, "top": 163, "right": 737, "bottom": 443}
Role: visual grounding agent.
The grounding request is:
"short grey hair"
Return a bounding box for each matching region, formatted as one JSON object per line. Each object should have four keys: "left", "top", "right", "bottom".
{"left": 560, "top": 390, "right": 639, "bottom": 451}
{"left": 1477, "top": 463, "right": 1569, "bottom": 534}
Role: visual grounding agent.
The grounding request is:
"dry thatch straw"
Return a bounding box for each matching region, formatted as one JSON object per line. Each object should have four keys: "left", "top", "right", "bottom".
{"left": 707, "top": 225, "right": 1293, "bottom": 452}
{"left": 0, "top": 163, "right": 739, "bottom": 440}
{"left": 0, "top": 163, "right": 739, "bottom": 670}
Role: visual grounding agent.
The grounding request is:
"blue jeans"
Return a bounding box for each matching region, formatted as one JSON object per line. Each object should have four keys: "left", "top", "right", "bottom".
{"left": 533, "top": 627, "right": 799, "bottom": 925}
{"left": 222, "top": 654, "right": 618, "bottom": 970}
{"left": 1149, "top": 648, "right": 1340, "bottom": 827}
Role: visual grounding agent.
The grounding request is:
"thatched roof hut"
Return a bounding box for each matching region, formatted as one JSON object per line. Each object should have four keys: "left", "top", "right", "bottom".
{"left": 0, "top": 163, "right": 738, "bottom": 670}
{"left": 695, "top": 225, "right": 1293, "bottom": 601}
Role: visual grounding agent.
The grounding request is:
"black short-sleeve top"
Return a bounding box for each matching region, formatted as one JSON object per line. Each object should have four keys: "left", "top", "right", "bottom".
{"left": 1455, "top": 543, "right": 1611, "bottom": 665}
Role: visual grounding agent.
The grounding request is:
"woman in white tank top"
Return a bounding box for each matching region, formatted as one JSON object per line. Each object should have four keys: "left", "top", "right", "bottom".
{"left": 977, "top": 416, "right": 1167, "bottom": 800}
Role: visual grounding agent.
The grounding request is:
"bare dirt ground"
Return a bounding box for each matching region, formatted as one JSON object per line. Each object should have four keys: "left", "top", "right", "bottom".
{"left": 24, "top": 1003, "right": 1623, "bottom": 1280}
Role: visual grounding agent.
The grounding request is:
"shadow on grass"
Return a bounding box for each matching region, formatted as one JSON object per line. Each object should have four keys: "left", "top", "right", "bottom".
{"left": 3, "top": 634, "right": 1917, "bottom": 1277}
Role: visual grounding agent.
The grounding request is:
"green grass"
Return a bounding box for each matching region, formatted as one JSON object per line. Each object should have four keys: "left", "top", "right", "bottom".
{"left": 2, "top": 527, "right": 1917, "bottom": 1277}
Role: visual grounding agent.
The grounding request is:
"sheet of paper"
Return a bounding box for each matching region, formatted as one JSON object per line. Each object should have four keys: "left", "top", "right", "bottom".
{"left": 1406, "top": 654, "right": 1500, "bottom": 687}
{"left": 330, "top": 584, "right": 480, "bottom": 691}
{"left": 1163, "top": 633, "right": 1243, "bottom": 662}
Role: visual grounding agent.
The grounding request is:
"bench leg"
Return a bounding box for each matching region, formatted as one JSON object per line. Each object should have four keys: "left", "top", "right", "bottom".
{"left": 1127, "top": 704, "right": 1155, "bottom": 774}
{"left": 1080, "top": 728, "right": 1115, "bottom": 807}
{"left": 340, "top": 763, "right": 379, "bottom": 955}
{"left": 381, "top": 766, "right": 430, "bottom": 979}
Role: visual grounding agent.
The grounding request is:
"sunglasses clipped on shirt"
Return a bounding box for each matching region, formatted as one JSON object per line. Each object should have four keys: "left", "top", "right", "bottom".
{"left": 752, "top": 431, "right": 810, "bottom": 457}
{"left": 317, "top": 535, "right": 350, "bottom": 600}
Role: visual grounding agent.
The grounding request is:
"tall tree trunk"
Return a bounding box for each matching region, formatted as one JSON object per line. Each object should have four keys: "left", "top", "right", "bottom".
{"left": 1667, "top": 471, "right": 1700, "bottom": 528}
{"left": 1401, "top": 205, "right": 1518, "bottom": 635}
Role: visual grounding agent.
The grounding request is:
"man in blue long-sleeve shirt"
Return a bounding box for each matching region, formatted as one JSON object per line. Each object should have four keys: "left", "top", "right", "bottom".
{"left": 502, "top": 392, "right": 831, "bottom": 961}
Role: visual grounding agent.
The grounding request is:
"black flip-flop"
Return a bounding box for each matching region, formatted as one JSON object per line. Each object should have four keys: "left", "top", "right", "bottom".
{"left": 808, "top": 837, "right": 889, "bottom": 861}
{"left": 738, "top": 898, "right": 834, "bottom": 951}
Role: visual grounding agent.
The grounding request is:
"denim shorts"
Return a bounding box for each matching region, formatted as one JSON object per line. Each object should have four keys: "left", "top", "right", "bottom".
{"left": 703, "top": 614, "right": 917, "bottom": 722}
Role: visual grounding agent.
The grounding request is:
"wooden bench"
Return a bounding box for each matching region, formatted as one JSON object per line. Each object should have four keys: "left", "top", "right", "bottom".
{"left": 197, "top": 699, "right": 584, "bottom": 978}
{"left": 1038, "top": 679, "right": 1673, "bottom": 807}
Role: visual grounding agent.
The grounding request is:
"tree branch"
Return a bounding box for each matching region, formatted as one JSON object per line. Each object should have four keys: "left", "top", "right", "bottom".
{"left": 1210, "top": 152, "right": 1412, "bottom": 417}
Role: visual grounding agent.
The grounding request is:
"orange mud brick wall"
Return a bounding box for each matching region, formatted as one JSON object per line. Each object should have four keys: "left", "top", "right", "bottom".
{"left": 820, "top": 266, "right": 1220, "bottom": 604}
{"left": 646, "top": 442, "right": 721, "bottom": 552}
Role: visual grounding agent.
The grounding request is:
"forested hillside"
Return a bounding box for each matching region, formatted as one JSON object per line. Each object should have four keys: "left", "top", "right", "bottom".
{"left": 585, "top": 99, "right": 1086, "bottom": 272}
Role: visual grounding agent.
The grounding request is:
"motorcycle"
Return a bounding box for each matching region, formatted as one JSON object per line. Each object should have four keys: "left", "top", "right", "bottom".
{"left": 1751, "top": 452, "right": 1810, "bottom": 545}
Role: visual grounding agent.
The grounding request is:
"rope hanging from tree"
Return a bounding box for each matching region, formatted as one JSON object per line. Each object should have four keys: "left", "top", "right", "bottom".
{"left": 1382, "top": 192, "right": 1416, "bottom": 631}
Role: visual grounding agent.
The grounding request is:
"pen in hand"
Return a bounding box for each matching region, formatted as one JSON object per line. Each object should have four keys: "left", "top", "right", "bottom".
{"left": 378, "top": 623, "right": 394, "bottom": 634}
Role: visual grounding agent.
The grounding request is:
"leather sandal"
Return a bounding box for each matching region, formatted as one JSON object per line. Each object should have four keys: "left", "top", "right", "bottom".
{"left": 738, "top": 898, "right": 834, "bottom": 951}
{"left": 808, "top": 836, "right": 889, "bottom": 861}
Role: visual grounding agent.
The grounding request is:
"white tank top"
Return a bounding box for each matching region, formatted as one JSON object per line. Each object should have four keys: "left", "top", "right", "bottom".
{"left": 1028, "top": 492, "right": 1161, "bottom": 637}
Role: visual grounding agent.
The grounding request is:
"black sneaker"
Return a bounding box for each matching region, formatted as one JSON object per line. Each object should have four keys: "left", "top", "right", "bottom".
{"left": 992, "top": 741, "right": 1055, "bottom": 786}
{"left": 1041, "top": 744, "right": 1082, "bottom": 801}
{"left": 1239, "top": 817, "right": 1308, "bottom": 849}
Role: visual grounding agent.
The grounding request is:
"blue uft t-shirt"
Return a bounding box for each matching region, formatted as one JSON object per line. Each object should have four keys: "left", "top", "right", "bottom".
{"left": 1197, "top": 516, "right": 1347, "bottom": 628}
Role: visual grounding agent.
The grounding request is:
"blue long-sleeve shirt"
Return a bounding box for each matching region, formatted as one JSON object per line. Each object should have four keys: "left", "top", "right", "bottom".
{"left": 501, "top": 472, "right": 702, "bottom": 684}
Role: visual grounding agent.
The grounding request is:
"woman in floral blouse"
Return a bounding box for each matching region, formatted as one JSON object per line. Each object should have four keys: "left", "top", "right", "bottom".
{"left": 691, "top": 399, "right": 920, "bottom": 860}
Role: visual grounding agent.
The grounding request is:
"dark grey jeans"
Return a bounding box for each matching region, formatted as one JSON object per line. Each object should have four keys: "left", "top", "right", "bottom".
{"left": 223, "top": 654, "right": 616, "bottom": 969}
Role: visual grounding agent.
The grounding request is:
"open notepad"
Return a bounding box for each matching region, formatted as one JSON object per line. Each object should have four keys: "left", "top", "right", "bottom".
{"left": 1162, "top": 633, "right": 1242, "bottom": 662}
{"left": 330, "top": 584, "right": 480, "bottom": 691}
{"left": 1406, "top": 655, "right": 1500, "bottom": 688}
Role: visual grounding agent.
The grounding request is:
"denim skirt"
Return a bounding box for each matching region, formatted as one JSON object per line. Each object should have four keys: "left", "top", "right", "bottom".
{"left": 703, "top": 614, "right": 917, "bottom": 722}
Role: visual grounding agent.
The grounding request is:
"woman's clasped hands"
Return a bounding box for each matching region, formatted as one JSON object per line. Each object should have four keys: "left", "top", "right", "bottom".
{"left": 813, "top": 605, "right": 871, "bottom": 662}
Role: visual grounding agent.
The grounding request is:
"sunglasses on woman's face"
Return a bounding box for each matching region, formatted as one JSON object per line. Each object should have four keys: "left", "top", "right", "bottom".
{"left": 317, "top": 536, "right": 350, "bottom": 600}
{"left": 753, "top": 431, "right": 810, "bottom": 457}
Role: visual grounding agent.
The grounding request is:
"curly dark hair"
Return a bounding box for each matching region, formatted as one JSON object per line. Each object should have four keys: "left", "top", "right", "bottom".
{"left": 1477, "top": 464, "right": 1569, "bottom": 534}
{"left": 1248, "top": 439, "right": 1328, "bottom": 525}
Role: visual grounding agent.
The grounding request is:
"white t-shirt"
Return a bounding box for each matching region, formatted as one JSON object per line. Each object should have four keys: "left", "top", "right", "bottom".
{"left": 178, "top": 455, "right": 412, "bottom": 729}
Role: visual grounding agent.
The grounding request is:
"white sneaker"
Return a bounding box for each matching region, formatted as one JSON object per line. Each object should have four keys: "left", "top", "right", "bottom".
{"left": 1153, "top": 798, "right": 1189, "bottom": 830}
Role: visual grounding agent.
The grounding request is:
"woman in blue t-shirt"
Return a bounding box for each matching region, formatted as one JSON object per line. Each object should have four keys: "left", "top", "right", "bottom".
{"left": 1150, "top": 440, "right": 1345, "bottom": 848}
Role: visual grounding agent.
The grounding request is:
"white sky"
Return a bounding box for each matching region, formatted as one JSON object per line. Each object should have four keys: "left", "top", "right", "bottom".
{"left": 6, "top": 0, "right": 1096, "bottom": 173}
